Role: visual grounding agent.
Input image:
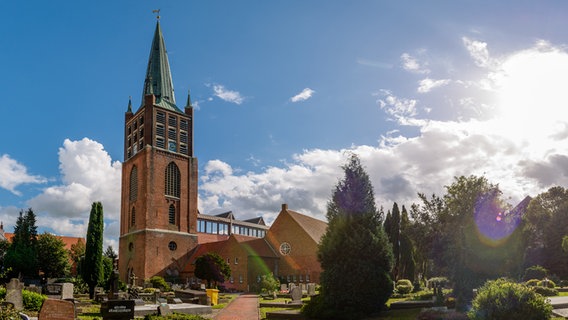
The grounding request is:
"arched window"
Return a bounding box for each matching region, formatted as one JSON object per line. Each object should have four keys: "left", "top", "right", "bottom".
{"left": 130, "top": 207, "right": 136, "bottom": 226}
{"left": 168, "top": 204, "right": 176, "bottom": 225}
{"left": 165, "top": 162, "right": 180, "bottom": 197}
{"left": 129, "top": 166, "right": 138, "bottom": 201}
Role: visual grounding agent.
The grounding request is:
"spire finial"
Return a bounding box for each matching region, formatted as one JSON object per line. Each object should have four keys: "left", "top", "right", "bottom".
{"left": 152, "top": 9, "right": 161, "bottom": 20}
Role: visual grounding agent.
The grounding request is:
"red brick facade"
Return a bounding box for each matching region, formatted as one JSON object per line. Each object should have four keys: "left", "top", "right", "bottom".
{"left": 118, "top": 96, "right": 199, "bottom": 283}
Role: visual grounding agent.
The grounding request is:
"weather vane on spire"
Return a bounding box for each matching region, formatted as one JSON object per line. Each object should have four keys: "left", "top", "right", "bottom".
{"left": 152, "top": 9, "right": 161, "bottom": 20}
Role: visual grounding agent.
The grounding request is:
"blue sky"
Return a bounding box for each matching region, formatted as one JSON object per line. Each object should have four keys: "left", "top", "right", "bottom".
{"left": 3, "top": 1, "right": 568, "bottom": 248}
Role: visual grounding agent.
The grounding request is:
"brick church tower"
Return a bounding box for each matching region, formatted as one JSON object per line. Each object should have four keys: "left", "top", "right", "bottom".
{"left": 118, "top": 20, "right": 199, "bottom": 283}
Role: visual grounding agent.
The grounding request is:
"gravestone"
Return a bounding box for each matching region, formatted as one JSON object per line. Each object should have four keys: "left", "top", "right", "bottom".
{"left": 299, "top": 283, "right": 306, "bottom": 292}
{"left": 101, "top": 300, "right": 135, "bottom": 320}
{"left": 280, "top": 284, "right": 288, "bottom": 292}
{"left": 38, "top": 299, "right": 75, "bottom": 320}
{"left": 45, "top": 283, "right": 74, "bottom": 300}
{"left": 158, "top": 304, "right": 171, "bottom": 316}
{"left": 307, "top": 283, "right": 316, "bottom": 296}
{"left": 289, "top": 286, "right": 302, "bottom": 302}
{"left": 6, "top": 278, "right": 23, "bottom": 310}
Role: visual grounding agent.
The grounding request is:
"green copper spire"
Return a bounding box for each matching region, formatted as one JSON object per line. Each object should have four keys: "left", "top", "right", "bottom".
{"left": 126, "top": 96, "right": 133, "bottom": 113}
{"left": 142, "top": 21, "right": 182, "bottom": 113}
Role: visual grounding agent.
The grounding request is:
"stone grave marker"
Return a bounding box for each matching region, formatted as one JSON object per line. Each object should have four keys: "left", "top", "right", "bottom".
{"left": 171, "top": 298, "right": 183, "bottom": 304}
{"left": 280, "top": 283, "right": 288, "bottom": 292}
{"left": 38, "top": 299, "right": 75, "bottom": 320}
{"left": 6, "top": 278, "right": 23, "bottom": 310}
{"left": 307, "top": 283, "right": 316, "bottom": 296}
{"left": 158, "top": 304, "right": 171, "bottom": 316}
{"left": 101, "top": 299, "right": 135, "bottom": 320}
{"left": 289, "top": 286, "right": 302, "bottom": 303}
{"left": 45, "top": 283, "right": 74, "bottom": 300}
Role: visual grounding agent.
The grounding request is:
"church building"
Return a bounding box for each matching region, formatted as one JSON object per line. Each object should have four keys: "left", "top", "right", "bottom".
{"left": 118, "top": 20, "right": 326, "bottom": 290}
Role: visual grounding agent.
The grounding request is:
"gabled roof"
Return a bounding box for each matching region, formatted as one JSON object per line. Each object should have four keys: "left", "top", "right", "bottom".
{"left": 284, "top": 207, "right": 328, "bottom": 244}
{"left": 141, "top": 21, "right": 182, "bottom": 113}
{"left": 215, "top": 211, "right": 235, "bottom": 219}
{"left": 244, "top": 217, "right": 265, "bottom": 225}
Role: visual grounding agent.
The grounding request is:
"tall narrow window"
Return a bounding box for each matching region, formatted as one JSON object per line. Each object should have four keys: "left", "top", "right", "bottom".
{"left": 129, "top": 166, "right": 138, "bottom": 201}
{"left": 169, "top": 204, "right": 176, "bottom": 225}
{"left": 165, "top": 162, "right": 180, "bottom": 197}
{"left": 131, "top": 207, "right": 136, "bottom": 226}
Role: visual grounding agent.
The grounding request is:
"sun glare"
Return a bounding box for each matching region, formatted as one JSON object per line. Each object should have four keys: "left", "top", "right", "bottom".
{"left": 492, "top": 46, "right": 568, "bottom": 144}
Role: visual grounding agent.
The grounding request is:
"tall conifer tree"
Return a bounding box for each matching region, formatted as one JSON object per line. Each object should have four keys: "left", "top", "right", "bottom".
{"left": 83, "top": 202, "right": 104, "bottom": 299}
{"left": 5, "top": 208, "right": 39, "bottom": 278}
{"left": 311, "top": 154, "right": 393, "bottom": 319}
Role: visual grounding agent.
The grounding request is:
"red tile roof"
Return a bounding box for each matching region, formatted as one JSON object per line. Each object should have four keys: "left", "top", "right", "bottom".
{"left": 3, "top": 233, "right": 84, "bottom": 251}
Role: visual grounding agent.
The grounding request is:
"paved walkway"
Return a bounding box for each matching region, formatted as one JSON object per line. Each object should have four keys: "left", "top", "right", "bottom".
{"left": 214, "top": 294, "right": 260, "bottom": 320}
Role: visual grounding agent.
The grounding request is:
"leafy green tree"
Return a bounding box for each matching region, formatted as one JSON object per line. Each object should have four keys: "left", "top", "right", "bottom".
{"left": 82, "top": 202, "right": 104, "bottom": 299}
{"left": 37, "top": 233, "right": 70, "bottom": 279}
{"left": 69, "top": 239, "right": 85, "bottom": 277}
{"left": 194, "top": 252, "right": 231, "bottom": 288}
{"left": 311, "top": 154, "right": 393, "bottom": 319}
{"left": 441, "top": 176, "right": 523, "bottom": 311}
{"left": 523, "top": 186, "right": 568, "bottom": 278}
{"left": 408, "top": 193, "right": 445, "bottom": 281}
{"left": 100, "top": 246, "right": 118, "bottom": 289}
{"left": 5, "top": 209, "right": 39, "bottom": 278}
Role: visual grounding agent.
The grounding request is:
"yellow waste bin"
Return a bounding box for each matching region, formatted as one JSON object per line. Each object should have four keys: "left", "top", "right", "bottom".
{"left": 206, "top": 288, "right": 219, "bottom": 305}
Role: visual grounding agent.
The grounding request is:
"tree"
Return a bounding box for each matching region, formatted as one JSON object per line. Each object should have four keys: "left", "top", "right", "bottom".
{"left": 441, "top": 176, "right": 523, "bottom": 311}
{"left": 194, "top": 252, "right": 231, "bottom": 288}
{"left": 82, "top": 202, "right": 104, "bottom": 299}
{"left": 385, "top": 203, "right": 401, "bottom": 280}
{"left": 398, "top": 205, "right": 416, "bottom": 282}
{"left": 37, "top": 233, "right": 70, "bottom": 279}
{"left": 69, "top": 239, "right": 86, "bottom": 277}
{"left": 101, "top": 246, "right": 117, "bottom": 290}
{"left": 312, "top": 154, "right": 393, "bottom": 319}
{"left": 5, "top": 208, "right": 39, "bottom": 278}
{"left": 522, "top": 186, "right": 568, "bottom": 278}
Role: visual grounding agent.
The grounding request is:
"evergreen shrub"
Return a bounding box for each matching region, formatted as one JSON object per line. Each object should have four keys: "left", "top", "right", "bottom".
{"left": 523, "top": 265, "right": 548, "bottom": 281}
{"left": 427, "top": 277, "right": 448, "bottom": 288}
{"left": 538, "top": 279, "right": 556, "bottom": 288}
{"left": 468, "top": 278, "right": 552, "bottom": 320}
{"left": 150, "top": 276, "right": 171, "bottom": 292}
{"left": 525, "top": 279, "right": 540, "bottom": 287}
{"left": 22, "top": 290, "right": 47, "bottom": 311}
{"left": 532, "top": 286, "right": 558, "bottom": 297}
{"left": 395, "top": 279, "right": 413, "bottom": 294}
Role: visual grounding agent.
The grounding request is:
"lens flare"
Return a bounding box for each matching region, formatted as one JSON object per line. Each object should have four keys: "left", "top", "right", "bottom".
{"left": 473, "top": 193, "right": 521, "bottom": 247}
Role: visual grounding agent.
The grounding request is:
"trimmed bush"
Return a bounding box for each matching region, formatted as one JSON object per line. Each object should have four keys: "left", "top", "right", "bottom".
{"left": 532, "top": 286, "right": 558, "bottom": 297}
{"left": 468, "top": 278, "right": 552, "bottom": 320}
{"left": 560, "top": 280, "right": 568, "bottom": 287}
{"left": 523, "top": 265, "right": 548, "bottom": 281}
{"left": 525, "top": 279, "right": 540, "bottom": 287}
{"left": 427, "top": 277, "right": 448, "bottom": 288}
{"left": 395, "top": 279, "right": 413, "bottom": 295}
{"left": 538, "top": 279, "right": 556, "bottom": 288}
{"left": 149, "top": 276, "right": 171, "bottom": 292}
{"left": 22, "top": 290, "right": 47, "bottom": 311}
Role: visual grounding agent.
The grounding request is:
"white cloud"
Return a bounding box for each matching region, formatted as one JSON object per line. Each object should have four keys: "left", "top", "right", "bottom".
{"left": 462, "top": 37, "right": 492, "bottom": 68}
{"left": 375, "top": 90, "right": 418, "bottom": 124}
{"left": 290, "top": 88, "right": 315, "bottom": 102}
{"left": 28, "top": 138, "right": 121, "bottom": 242}
{"left": 212, "top": 84, "right": 244, "bottom": 104}
{"left": 418, "top": 78, "right": 451, "bottom": 93}
{"left": 401, "top": 53, "right": 430, "bottom": 74}
{"left": 0, "top": 155, "right": 46, "bottom": 195}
